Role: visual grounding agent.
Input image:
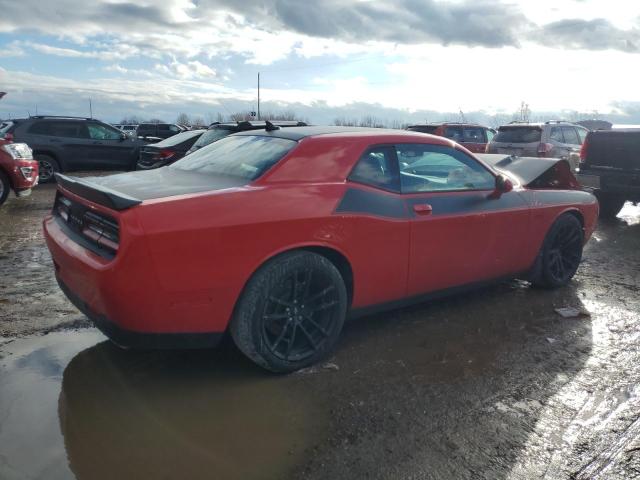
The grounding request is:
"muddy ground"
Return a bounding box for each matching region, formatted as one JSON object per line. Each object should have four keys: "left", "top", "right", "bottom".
{"left": 0, "top": 183, "right": 639, "bottom": 480}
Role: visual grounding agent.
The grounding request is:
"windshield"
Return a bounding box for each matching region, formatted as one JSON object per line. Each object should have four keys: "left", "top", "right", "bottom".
{"left": 190, "top": 128, "right": 234, "bottom": 151}
{"left": 494, "top": 127, "right": 542, "bottom": 143}
{"left": 171, "top": 135, "right": 297, "bottom": 180}
{"left": 152, "top": 129, "right": 204, "bottom": 147}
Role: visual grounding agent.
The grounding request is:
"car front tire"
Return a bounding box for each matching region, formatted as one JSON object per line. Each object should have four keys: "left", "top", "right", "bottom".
{"left": 230, "top": 251, "right": 348, "bottom": 373}
{"left": 0, "top": 170, "right": 10, "bottom": 206}
{"left": 35, "top": 154, "right": 60, "bottom": 183}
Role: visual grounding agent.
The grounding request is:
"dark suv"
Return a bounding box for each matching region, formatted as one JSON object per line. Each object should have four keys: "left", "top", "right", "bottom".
{"left": 405, "top": 123, "right": 495, "bottom": 153}
{"left": 136, "top": 123, "right": 183, "bottom": 140}
{"left": 1, "top": 116, "right": 147, "bottom": 182}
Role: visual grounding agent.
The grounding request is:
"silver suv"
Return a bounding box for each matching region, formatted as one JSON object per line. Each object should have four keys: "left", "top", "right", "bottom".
{"left": 486, "top": 121, "right": 589, "bottom": 170}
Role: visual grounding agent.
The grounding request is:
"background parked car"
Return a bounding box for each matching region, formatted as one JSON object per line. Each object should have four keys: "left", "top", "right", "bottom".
{"left": 577, "top": 128, "right": 640, "bottom": 218}
{"left": 114, "top": 124, "right": 138, "bottom": 137}
{"left": 186, "top": 120, "right": 308, "bottom": 155}
{"left": 0, "top": 116, "right": 147, "bottom": 182}
{"left": 136, "top": 123, "right": 183, "bottom": 140}
{"left": 137, "top": 129, "right": 205, "bottom": 170}
{"left": 486, "top": 121, "right": 589, "bottom": 169}
{"left": 0, "top": 139, "right": 38, "bottom": 206}
{"left": 405, "top": 123, "right": 495, "bottom": 153}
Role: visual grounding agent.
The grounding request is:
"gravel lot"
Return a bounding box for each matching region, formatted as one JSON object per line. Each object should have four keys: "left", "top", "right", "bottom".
{"left": 1, "top": 182, "right": 639, "bottom": 480}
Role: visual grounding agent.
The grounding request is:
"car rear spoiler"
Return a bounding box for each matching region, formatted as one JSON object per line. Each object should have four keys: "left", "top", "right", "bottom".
{"left": 477, "top": 154, "right": 573, "bottom": 186}
{"left": 54, "top": 173, "right": 142, "bottom": 210}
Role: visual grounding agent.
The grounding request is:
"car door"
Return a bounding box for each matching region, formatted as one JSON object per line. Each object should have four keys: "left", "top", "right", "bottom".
{"left": 397, "top": 143, "right": 531, "bottom": 297}
{"left": 86, "top": 122, "right": 134, "bottom": 170}
{"left": 35, "top": 121, "right": 92, "bottom": 170}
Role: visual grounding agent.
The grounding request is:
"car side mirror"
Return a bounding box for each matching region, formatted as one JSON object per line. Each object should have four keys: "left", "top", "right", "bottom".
{"left": 489, "top": 175, "right": 513, "bottom": 199}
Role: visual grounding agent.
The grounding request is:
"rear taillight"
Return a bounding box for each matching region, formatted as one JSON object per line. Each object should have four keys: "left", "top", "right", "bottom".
{"left": 579, "top": 136, "right": 589, "bottom": 164}
{"left": 2, "top": 132, "right": 14, "bottom": 142}
{"left": 82, "top": 211, "right": 120, "bottom": 253}
{"left": 54, "top": 193, "right": 120, "bottom": 257}
{"left": 537, "top": 142, "right": 554, "bottom": 157}
{"left": 158, "top": 148, "right": 175, "bottom": 159}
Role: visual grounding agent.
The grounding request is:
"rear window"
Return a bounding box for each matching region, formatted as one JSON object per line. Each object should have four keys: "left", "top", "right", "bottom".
{"left": 152, "top": 129, "right": 204, "bottom": 147}
{"left": 191, "top": 128, "right": 234, "bottom": 150}
{"left": 406, "top": 126, "right": 438, "bottom": 134}
{"left": 171, "top": 135, "right": 297, "bottom": 180}
{"left": 494, "top": 127, "right": 542, "bottom": 143}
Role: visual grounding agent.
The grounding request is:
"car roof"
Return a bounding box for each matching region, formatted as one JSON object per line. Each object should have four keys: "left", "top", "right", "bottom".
{"left": 232, "top": 125, "right": 450, "bottom": 142}
{"left": 407, "top": 122, "right": 487, "bottom": 128}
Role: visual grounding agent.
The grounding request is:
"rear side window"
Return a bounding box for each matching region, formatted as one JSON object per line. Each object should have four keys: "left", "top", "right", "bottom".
{"left": 462, "top": 127, "right": 486, "bottom": 143}
{"left": 494, "top": 127, "right": 542, "bottom": 143}
{"left": 349, "top": 146, "right": 400, "bottom": 192}
{"left": 29, "top": 121, "right": 88, "bottom": 138}
{"left": 171, "top": 135, "right": 297, "bottom": 180}
{"left": 0, "top": 121, "right": 14, "bottom": 134}
{"left": 443, "top": 127, "right": 463, "bottom": 142}
{"left": 561, "top": 126, "right": 580, "bottom": 145}
{"left": 577, "top": 127, "right": 588, "bottom": 143}
{"left": 550, "top": 127, "right": 564, "bottom": 142}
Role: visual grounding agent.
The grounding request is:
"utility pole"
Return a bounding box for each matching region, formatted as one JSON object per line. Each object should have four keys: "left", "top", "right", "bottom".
{"left": 257, "top": 72, "right": 260, "bottom": 120}
{"left": 89, "top": 98, "right": 93, "bottom": 119}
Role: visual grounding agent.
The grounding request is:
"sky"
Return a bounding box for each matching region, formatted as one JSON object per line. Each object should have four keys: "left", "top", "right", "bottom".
{"left": 1, "top": 0, "right": 640, "bottom": 125}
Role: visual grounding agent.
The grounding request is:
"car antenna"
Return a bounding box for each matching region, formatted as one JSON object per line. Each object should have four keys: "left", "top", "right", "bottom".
{"left": 265, "top": 120, "right": 280, "bottom": 131}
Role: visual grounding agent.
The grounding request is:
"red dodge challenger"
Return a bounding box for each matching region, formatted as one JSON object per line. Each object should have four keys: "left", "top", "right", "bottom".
{"left": 44, "top": 126, "right": 598, "bottom": 372}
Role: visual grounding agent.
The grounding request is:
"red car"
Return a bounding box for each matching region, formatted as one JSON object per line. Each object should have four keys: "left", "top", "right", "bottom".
{"left": 44, "top": 126, "right": 598, "bottom": 372}
{"left": 406, "top": 123, "right": 495, "bottom": 153}
{"left": 0, "top": 140, "right": 39, "bottom": 206}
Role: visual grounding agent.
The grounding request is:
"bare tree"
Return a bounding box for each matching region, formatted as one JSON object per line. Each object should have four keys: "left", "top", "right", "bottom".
{"left": 176, "top": 112, "right": 191, "bottom": 125}
{"left": 192, "top": 116, "right": 206, "bottom": 128}
{"left": 119, "top": 115, "right": 143, "bottom": 125}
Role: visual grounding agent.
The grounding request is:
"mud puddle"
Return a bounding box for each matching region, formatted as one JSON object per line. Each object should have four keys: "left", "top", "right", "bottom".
{"left": 0, "top": 331, "right": 327, "bottom": 480}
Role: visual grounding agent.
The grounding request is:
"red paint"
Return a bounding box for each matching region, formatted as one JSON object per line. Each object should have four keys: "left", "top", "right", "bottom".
{"left": 43, "top": 130, "right": 598, "bottom": 338}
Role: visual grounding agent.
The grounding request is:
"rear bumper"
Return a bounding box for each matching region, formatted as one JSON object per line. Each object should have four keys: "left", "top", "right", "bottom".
{"left": 44, "top": 212, "right": 229, "bottom": 347}
{"left": 57, "top": 276, "right": 223, "bottom": 349}
{"left": 578, "top": 169, "right": 640, "bottom": 199}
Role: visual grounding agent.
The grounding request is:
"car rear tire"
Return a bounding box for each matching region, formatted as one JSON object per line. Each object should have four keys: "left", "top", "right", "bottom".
{"left": 35, "top": 154, "right": 60, "bottom": 183}
{"left": 531, "top": 214, "right": 584, "bottom": 289}
{"left": 230, "top": 251, "right": 348, "bottom": 373}
{"left": 595, "top": 192, "right": 626, "bottom": 219}
{"left": 0, "top": 170, "right": 10, "bottom": 206}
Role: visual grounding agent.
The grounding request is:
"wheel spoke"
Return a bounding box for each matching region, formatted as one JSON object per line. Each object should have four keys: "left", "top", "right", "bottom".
{"left": 285, "top": 323, "right": 298, "bottom": 360}
{"left": 263, "top": 313, "right": 289, "bottom": 321}
{"left": 272, "top": 321, "right": 292, "bottom": 350}
{"left": 269, "top": 296, "right": 293, "bottom": 308}
{"left": 297, "top": 323, "right": 320, "bottom": 351}
{"left": 306, "top": 285, "right": 335, "bottom": 303}
{"left": 301, "top": 312, "right": 329, "bottom": 337}
{"left": 312, "top": 300, "right": 338, "bottom": 313}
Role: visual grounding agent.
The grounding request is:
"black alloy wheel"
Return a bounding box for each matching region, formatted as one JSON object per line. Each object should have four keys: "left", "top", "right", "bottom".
{"left": 231, "top": 251, "right": 347, "bottom": 373}
{"left": 532, "top": 214, "right": 584, "bottom": 288}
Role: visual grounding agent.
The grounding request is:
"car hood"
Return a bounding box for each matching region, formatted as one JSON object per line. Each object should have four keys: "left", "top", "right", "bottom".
{"left": 55, "top": 168, "right": 247, "bottom": 210}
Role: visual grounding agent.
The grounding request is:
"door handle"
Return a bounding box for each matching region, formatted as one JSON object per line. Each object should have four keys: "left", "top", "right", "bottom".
{"left": 413, "top": 203, "right": 433, "bottom": 215}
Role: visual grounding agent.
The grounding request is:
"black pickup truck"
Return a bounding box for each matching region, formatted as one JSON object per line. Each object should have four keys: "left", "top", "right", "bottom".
{"left": 577, "top": 129, "right": 640, "bottom": 218}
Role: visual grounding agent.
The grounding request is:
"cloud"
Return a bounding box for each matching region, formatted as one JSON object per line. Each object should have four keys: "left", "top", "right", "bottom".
{"left": 154, "top": 60, "right": 217, "bottom": 79}
{"left": 535, "top": 18, "right": 640, "bottom": 52}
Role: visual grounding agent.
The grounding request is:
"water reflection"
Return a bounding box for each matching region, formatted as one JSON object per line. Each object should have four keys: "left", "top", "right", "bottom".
{"left": 58, "top": 342, "right": 325, "bottom": 480}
